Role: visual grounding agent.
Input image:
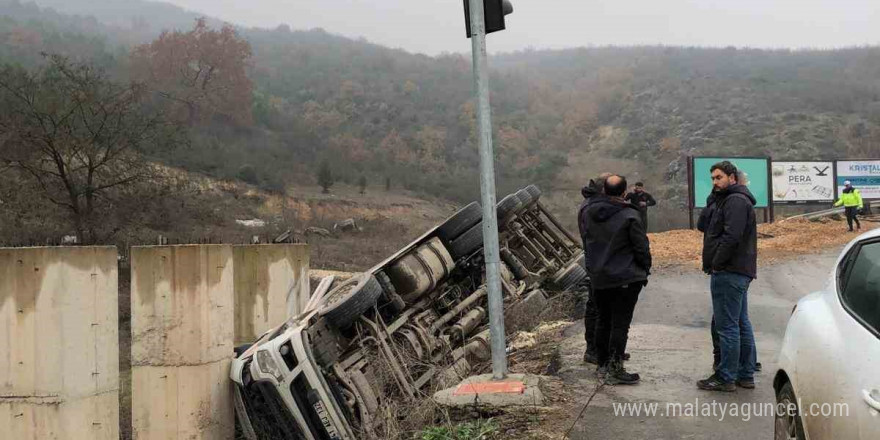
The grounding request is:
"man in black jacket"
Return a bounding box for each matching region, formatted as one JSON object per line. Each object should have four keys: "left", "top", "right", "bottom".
{"left": 578, "top": 173, "right": 611, "bottom": 365}
{"left": 625, "top": 182, "right": 657, "bottom": 229}
{"left": 584, "top": 175, "right": 651, "bottom": 385}
{"left": 696, "top": 161, "right": 758, "bottom": 392}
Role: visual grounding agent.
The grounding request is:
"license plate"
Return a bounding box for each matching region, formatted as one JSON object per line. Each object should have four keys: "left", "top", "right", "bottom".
{"left": 312, "top": 400, "right": 342, "bottom": 440}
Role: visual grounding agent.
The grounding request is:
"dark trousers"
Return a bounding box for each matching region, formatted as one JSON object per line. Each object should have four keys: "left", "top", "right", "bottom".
{"left": 584, "top": 285, "right": 598, "bottom": 355}
{"left": 594, "top": 284, "right": 642, "bottom": 368}
{"left": 639, "top": 211, "right": 648, "bottom": 231}
{"left": 845, "top": 207, "right": 861, "bottom": 231}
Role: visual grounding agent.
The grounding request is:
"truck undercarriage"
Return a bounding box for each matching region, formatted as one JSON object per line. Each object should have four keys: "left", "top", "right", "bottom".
{"left": 231, "top": 185, "right": 587, "bottom": 439}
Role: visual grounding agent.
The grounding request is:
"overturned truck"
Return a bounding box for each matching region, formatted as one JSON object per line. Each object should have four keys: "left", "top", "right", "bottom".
{"left": 231, "top": 185, "right": 586, "bottom": 439}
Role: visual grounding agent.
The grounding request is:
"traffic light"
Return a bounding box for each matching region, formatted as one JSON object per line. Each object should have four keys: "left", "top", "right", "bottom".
{"left": 464, "top": 0, "right": 513, "bottom": 38}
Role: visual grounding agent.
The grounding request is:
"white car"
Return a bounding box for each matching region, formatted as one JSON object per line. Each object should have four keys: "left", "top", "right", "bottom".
{"left": 775, "top": 229, "right": 880, "bottom": 439}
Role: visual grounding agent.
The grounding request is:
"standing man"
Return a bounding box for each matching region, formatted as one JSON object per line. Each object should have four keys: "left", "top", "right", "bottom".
{"left": 834, "top": 180, "right": 863, "bottom": 232}
{"left": 578, "top": 172, "right": 611, "bottom": 364}
{"left": 625, "top": 182, "right": 657, "bottom": 229}
{"left": 697, "top": 161, "right": 757, "bottom": 392}
{"left": 584, "top": 175, "right": 651, "bottom": 384}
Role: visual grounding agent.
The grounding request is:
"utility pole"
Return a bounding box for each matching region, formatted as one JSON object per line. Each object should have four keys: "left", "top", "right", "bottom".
{"left": 466, "top": 0, "right": 512, "bottom": 380}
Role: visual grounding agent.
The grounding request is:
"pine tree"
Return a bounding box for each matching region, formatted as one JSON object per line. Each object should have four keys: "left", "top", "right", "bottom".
{"left": 317, "top": 161, "right": 334, "bottom": 194}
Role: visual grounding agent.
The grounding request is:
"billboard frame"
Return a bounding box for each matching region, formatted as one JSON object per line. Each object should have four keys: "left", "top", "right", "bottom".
{"left": 770, "top": 160, "right": 837, "bottom": 205}
{"left": 833, "top": 158, "right": 880, "bottom": 202}
{"left": 688, "top": 156, "right": 774, "bottom": 229}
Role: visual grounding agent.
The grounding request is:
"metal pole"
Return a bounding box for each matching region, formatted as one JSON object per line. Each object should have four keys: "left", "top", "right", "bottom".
{"left": 687, "top": 156, "right": 695, "bottom": 230}
{"left": 468, "top": 0, "right": 507, "bottom": 380}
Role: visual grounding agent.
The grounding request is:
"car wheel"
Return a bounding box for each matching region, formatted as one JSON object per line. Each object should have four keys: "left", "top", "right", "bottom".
{"left": 449, "top": 222, "right": 484, "bottom": 260}
{"left": 436, "top": 202, "right": 482, "bottom": 244}
{"left": 319, "top": 273, "right": 383, "bottom": 329}
{"left": 775, "top": 381, "right": 806, "bottom": 440}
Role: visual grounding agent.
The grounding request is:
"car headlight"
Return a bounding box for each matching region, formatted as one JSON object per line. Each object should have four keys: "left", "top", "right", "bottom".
{"left": 256, "top": 349, "right": 285, "bottom": 383}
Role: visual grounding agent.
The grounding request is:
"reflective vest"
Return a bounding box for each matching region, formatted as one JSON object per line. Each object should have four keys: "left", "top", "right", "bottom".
{"left": 835, "top": 189, "right": 864, "bottom": 209}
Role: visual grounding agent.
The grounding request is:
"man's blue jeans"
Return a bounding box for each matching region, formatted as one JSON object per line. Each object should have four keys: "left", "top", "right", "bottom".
{"left": 710, "top": 271, "right": 756, "bottom": 384}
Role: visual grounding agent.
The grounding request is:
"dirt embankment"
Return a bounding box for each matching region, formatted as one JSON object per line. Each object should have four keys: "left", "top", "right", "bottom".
{"left": 651, "top": 216, "right": 877, "bottom": 269}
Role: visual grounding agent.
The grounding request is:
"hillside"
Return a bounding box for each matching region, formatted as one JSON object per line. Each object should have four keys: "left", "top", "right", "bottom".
{"left": 2, "top": 0, "right": 880, "bottom": 244}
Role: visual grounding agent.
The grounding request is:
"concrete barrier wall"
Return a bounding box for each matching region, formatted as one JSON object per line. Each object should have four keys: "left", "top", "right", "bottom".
{"left": 233, "top": 244, "right": 310, "bottom": 344}
{"left": 0, "top": 247, "right": 119, "bottom": 440}
{"left": 130, "top": 245, "right": 234, "bottom": 440}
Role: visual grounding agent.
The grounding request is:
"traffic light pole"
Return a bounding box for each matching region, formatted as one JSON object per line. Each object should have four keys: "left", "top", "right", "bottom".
{"left": 468, "top": 0, "right": 507, "bottom": 380}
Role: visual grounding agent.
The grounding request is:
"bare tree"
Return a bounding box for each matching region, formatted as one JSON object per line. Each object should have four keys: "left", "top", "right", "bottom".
{"left": 0, "top": 54, "right": 185, "bottom": 243}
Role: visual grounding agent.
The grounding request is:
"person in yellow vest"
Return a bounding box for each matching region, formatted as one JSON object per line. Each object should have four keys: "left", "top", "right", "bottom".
{"left": 834, "top": 181, "right": 864, "bottom": 232}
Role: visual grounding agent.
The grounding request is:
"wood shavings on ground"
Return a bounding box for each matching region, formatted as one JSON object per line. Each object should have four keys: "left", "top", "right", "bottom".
{"left": 650, "top": 217, "right": 875, "bottom": 269}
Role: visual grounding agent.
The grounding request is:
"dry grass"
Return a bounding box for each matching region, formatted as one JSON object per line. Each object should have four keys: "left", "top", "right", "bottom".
{"left": 650, "top": 217, "right": 877, "bottom": 270}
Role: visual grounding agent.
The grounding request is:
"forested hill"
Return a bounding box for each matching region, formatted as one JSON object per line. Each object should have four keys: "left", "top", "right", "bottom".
{"left": 3, "top": 0, "right": 880, "bottom": 207}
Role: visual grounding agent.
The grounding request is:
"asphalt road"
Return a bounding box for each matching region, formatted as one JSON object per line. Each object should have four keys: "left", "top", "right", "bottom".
{"left": 559, "top": 249, "right": 843, "bottom": 440}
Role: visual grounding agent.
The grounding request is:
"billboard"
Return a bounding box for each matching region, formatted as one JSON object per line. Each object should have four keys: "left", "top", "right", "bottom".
{"left": 836, "top": 161, "right": 880, "bottom": 201}
{"left": 692, "top": 157, "right": 770, "bottom": 208}
{"left": 771, "top": 161, "right": 835, "bottom": 204}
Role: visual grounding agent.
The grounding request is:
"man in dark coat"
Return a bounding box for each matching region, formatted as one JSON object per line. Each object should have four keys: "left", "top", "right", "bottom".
{"left": 578, "top": 173, "right": 611, "bottom": 365}
{"left": 584, "top": 175, "right": 651, "bottom": 385}
{"left": 696, "top": 161, "right": 758, "bottom": 392}
{"left": 624, "top": 182, "right": 657, "bottom": 229}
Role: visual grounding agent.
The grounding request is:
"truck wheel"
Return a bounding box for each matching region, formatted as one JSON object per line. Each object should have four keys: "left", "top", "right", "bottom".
{"left": 516, "top": 189, "right": 536, "bottom": 209}
{"left": 497, "top": 194, "right": 523, "bottom": 224}
{"left": 449, "top": 222, "right": 483, "bottom": 260}
{"left": 525, "top": 184, "right": 541, "bottom": 200}
{"left": 551, "top": 261, "right": 589, "bottom": 292}
{"left": 437, "top": 202, "right": 482, "bottom": 244}
{"left": 319, "top": 273, "right": 383, "bottom": 329}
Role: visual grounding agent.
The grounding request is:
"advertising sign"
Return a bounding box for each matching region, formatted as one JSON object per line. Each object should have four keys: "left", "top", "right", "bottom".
{"left": 692, "top": 157, "right": 770, "bottom": 208}
{"left": 771, "top": 161, "right": 835, "bottom": 204}
{"left": 836, "top": 160, "right": 880, "bottom": 201}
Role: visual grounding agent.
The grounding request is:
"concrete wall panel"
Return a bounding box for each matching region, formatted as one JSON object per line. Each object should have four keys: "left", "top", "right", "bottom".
{"left": 232, "top": 244, "right": 309, "bottom": 344}
{"left": 0, "top": 246, "right": 119, "bottom": 440}
{"left": 130, "top": 245, "right": 234, "bottom": 440}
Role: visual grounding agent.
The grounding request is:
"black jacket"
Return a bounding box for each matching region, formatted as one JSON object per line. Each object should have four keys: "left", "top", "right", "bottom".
{"left": 625, "top": 191, "right": 657, "bottom": 213}
{"left": 583, "top": 197, "right": 652, "bottom": 289}
{"left": 578, "top": 181, "right": 604, "bottom": 248}
{"left": 698, "top": 184, "right": 758, "bottom": 279}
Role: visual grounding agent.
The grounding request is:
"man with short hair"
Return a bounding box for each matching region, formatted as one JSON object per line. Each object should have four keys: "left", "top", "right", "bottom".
{"left": 834, "top": 180, "right": 863, "bottom": 232}
{"left": 697, "top": 161, "right": 758, "bottom": 392}
{"left": 625, "top": 182, "right": 657, "bottom": 229}
{"left": 583, "top": 175, "right": 651, "bottom": 384}
{"left": 578, "top": 172, "right": 612, "bottom": 364}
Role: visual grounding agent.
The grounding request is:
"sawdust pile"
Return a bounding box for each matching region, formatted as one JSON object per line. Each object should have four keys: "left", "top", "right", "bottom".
{"left": 650, "top": 217, "right": 876, "bottom": 269}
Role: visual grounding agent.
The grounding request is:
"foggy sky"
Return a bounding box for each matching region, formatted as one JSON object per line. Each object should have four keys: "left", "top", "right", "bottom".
{"left": 164, "top": 0, "right": 880, "bottom": 55}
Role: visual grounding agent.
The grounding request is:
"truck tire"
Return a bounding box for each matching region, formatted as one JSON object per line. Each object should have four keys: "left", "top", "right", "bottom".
{"left": 319, "top": 273, "right": 383, "bottom": 329}
{"left": 449, "top": 222, "right": 483, "bottom": 260}
{"left": 551, "top": 261, "right": 589, "bottom": 292}
{"left": 497, "top": 194, "right": 523, "bottom": 224}
{"left": 437, "top": 202, "right": 482, "bottom": 244}
{"left": 516, "top": 189, "right": 536, "bottom": 209}
{"left": 525, "top": 184, "right": 542, "bottom": 200}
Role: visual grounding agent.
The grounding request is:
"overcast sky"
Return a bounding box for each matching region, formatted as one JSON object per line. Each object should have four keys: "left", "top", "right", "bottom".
{"left": 164, "top": 0, "right": 880, "bottom": 55}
